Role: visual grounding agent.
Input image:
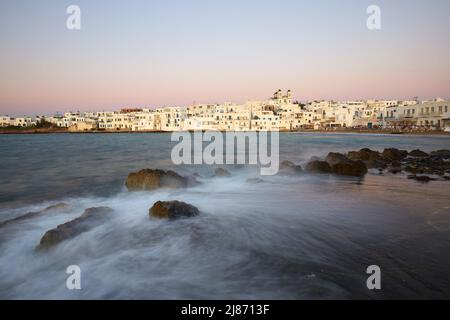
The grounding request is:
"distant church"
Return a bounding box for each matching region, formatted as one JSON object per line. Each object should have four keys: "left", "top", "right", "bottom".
{"left": 271, "top": 89, "right": 292, "bottom": 104}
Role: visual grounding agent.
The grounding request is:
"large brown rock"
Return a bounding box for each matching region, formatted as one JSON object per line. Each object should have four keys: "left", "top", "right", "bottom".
{"left": 325, "top": 152, "right": 350, "bottom": 166}
{"left": 347, "top": 148, "right": 381, "bottom": 161}
{"left": 331, "top": 160, "right": 368, "bottom": 177}
{"left": 348, "top": 148, "right": 386, "bottom": 169}
{"left": 323, "top": 152, "right": 368, "bottom": 176}
{"left": 305, "top": 160, "right": 331, "bottom": 173}
{"left": 382, "top": 148, "right": 408, "bottom": 161}
{"left": 38, "top": 207, "right": 113, "bottom": 249}
{"left": 125, "top": 169, "right": 188, "bottom": 191}
{"left": 149, "top": 201, "right": 199, "bottom": 219}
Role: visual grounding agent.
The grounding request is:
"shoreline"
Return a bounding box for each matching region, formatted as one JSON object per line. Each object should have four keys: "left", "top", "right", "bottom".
{"left": 1, "top": 128, "right": 450, "bottom": 136}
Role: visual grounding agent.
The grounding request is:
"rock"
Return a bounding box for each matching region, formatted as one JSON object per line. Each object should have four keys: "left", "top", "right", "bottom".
{"left": 38, "top": 207, "right": 113, "bottom": 249}
{"left": 186, "top": 175, "right": 201, "bottom": 187}
{"left": 44, "top": 203, "right": 72, "bottom": 212}
{"left": 409, "top": 149, "right": 428, "bottom": 157}
{"left": 323, "top": 152, "right": 368, "bottom": 177}
{"left": 382, "top": 148, "right": 408, "bottom": 161}
{"left": 149, "top": 201, "right": 199, "bottom": 219}
{"left": 325, "top": 152, "right": 350, "bottom": 166}
{"left": 391, "top": 161, "right": 402, "bottom": 168}
{"left": 125, "top": 169, "right": 188, "bottom": 191}
{"left": 331, "top": 160, "right": 368, "bottom": 177}
{"left": 407, "top": 175, "right": 436, "bottom": 183}
{"left": 365, "top": 158, "right": 387, "bottom": 169}
{"left": 401, "top": 150, "right": 450, "bottom": 177}
{"left": 388, "top": 167, "right": 402, "bottom": 174}
{"left": 280, "top": 160, "right": 303, "bottom": 173}
{"left": 0, "top": 203, "right": 72, "bottom": 228}
{"left": 305, "top": 160, "right": 332, "bottom": 173}
{"left": 347, "top": 148, "right": 381, "bottom": 161}
{"left": 215, "top": 167, "right": 231, "bottom": 177}
{"left": 404, "top": 165, "right": 413, "bottom": 172}
{"left": 430, "top": 150, "right": 450, "bottom": 159}
{"left": 347, "top": 148, "right": 386, "bottom": 169}
{"left": 309, "top": 156, "right": 321, "bottom": 162}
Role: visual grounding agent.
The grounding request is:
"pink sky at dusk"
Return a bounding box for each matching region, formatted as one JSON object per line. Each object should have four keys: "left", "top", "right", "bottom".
{"left": 0, "top": 0, "right": 449, "bottom": 116}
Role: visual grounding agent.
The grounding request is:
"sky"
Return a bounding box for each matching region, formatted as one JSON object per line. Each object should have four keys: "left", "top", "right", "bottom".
{"left": 0, "top": 0, "right": 449, "bottom": 116}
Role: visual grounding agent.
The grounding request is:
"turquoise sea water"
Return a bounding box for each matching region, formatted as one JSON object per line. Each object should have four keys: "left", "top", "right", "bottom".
{"left": 0, "top": 132, "right": 449, "bottom": 299}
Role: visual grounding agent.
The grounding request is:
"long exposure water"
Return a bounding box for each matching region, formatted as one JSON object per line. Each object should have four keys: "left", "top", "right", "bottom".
{"left": 0, "top": 132, "right": 449, "bottom": 299}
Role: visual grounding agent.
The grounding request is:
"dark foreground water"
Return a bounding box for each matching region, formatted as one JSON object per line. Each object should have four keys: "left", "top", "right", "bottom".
{"left": 0, "top": 133, "right": 449, "bottom": 299}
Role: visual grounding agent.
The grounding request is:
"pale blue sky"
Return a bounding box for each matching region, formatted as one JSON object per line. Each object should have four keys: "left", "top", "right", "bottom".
{"left": 0, "top": 0, "right": 449, "bottom": 115}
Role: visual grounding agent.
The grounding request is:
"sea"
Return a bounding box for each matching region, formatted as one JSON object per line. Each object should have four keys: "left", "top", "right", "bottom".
{"left": 0, "top": 132, "right": 449, "bottom": 299}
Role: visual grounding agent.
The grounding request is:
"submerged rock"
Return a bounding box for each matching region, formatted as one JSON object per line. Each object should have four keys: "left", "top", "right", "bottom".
{"left": 409, "top": 149, "right": 428, "bottom": 157}
{"left": 305, "top": 160, "right": 331, "bottom": 174}
{"left": 407, "top": 175, "right": 437, "bottom": 183}
{"left": 125, "top": 169, "right": 188, "bottom": 191}
{"left": 149, "top": 201, "right": 199, "bottom": 219}
{"left": 215, "top": 168, "right": 231, "bottom": 177}
{"left": 44, "top": 203, "right": 72, "bottom": 212}
{"left": 430, "top": 149, "right": 450, "bottom": 159}
{"left": 280, "top": 160, "right": 303, "bottom": 173}
{"left": 38, "top": 207, "right": 113, "bottom": 249}
{"left": 0, "top": 203, "right": 72, "bottom": 228}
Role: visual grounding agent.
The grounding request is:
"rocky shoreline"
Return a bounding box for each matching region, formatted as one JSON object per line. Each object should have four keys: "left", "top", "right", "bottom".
{"left": 300, "top": 147, "right": 450, "bottom": 181}
{"left": 280, "top": 147, "right": 450, "bottom": 182}
{"left": 2, "top": 147, "right": 448, "bottom": 250}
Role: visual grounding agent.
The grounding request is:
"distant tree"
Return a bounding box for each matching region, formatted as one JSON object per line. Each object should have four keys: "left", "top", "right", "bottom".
{"left": 34, "top": 119, "right": 54, "bottom": 128}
